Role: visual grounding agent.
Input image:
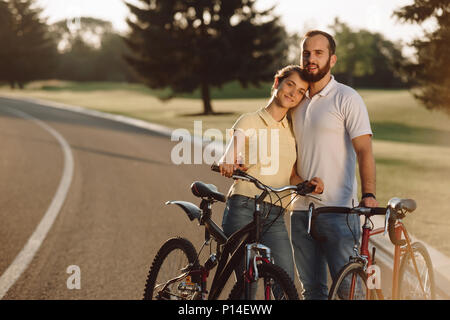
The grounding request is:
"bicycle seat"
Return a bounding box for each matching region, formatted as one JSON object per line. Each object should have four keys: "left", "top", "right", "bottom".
{"left": 388, "top": 197, "right": 416, "bottom": 212}
{"left": 191, "top": 181, "right": 226, "bottom": 202}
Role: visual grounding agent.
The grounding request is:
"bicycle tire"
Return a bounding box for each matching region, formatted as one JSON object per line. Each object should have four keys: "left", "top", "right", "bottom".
{"left": 398, "top": 241, "right": 435, "bottom": 300}
{"left": 328, "top": 262, "right": 377, "bottom": 300}
{"left": 143, "top": 237, "right": 198, "bottom": 300}
{"left": 228, "top": 263, "right": 299, "bottom": 300}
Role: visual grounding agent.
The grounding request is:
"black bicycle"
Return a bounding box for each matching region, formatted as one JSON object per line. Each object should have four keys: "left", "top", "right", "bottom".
{"left": 142, "top": 164, "right": 319, "bottom": 300}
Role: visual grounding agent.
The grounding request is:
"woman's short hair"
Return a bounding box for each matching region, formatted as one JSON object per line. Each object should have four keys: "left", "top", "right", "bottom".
{"left": 271, "top": 65, "right": 305, "bottom": 95}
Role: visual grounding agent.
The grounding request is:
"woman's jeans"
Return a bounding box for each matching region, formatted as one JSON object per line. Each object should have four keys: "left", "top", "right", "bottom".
{"left": 290, "top": 210, "right": 361, "bottom": 300}
{"left": 222, "top": 195, "right": 295, "bottom": 285}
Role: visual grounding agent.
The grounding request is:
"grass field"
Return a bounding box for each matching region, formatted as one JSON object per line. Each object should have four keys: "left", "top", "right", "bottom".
{"left": 1, "top": 81, "right": 450, "bottom": 256}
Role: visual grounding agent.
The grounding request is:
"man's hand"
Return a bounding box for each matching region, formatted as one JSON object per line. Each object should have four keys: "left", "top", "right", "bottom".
{"left": 359, "top": 196, "right": 378, "bottom": 208}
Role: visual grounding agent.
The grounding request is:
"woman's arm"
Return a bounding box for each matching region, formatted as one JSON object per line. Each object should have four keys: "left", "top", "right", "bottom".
{"left": 218, "top": 129, "right": 247, "bottom": 177}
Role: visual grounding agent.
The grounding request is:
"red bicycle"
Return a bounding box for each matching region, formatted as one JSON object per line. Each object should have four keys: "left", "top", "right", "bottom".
{"left": 307, "top": 198, "right": 435, "bottom": 300}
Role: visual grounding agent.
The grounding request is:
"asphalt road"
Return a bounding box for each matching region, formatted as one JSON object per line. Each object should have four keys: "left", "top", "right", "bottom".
{"left": 0, "top": 97, "right": 232, "bottom": 299}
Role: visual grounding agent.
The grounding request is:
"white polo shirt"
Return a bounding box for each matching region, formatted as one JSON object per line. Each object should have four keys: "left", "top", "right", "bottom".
{"left": 291, "top": 76, "right": 373, "bottom": 210}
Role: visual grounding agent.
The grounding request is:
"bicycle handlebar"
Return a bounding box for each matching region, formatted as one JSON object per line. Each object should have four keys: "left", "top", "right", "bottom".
{"left": 212, "top": 164, "right": 412, "bottom": 247}
{"left": 308, "top": 203, "right": 411, "bottom": 247}
{"left": 312, "top": 206, "right": 387, "bottom": 216}
{"left": 211, "top": 164, "right": 316, "bottom": 196}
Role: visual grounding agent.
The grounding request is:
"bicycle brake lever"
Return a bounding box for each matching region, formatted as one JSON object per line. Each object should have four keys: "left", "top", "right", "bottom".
{"left": 307, "top": 203, "right": 314, "bottom": 234}
{"left": 384, "top": 207, "right": 391, "bottom": 236}
{"left": 307, "top": 194, "right": 322, "bottom": 202}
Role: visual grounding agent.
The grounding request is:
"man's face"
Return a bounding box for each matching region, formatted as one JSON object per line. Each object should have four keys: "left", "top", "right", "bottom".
{"left": 301, "top": 34, "right": 337, "bottom": 82}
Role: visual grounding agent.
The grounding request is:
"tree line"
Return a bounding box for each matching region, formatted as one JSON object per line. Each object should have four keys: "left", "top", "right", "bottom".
{"left": 0, "top": 0, "right": 136, "bottom": 89}
{"left": 0, "top": 0, "right": 448, "bottom": 114}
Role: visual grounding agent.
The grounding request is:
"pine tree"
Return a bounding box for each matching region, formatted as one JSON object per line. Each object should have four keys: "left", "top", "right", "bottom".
{"left": 0, "top": 0, "right": 57, "bottom": 88}
{"left": 394, "top": 0, "right": 450, "bottom": 114}
{"left": 124, "top": 0, "right": 288, "bottom": 114}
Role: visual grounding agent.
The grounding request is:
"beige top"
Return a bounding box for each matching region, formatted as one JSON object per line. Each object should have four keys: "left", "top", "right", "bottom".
{"left": 226, "top": 107, "right": 297, "bottom": 208}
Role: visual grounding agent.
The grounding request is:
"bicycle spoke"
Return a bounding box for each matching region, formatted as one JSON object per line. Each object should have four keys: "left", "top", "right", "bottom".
{"left": 399, "top": 244, "right": 434, "bottom": 300}
{"left": 229, "top": 263, "right": 299, "bottom": 300}
{"left": 329, "top": 263, "right": 368, "bottom": 300}
{"left": 143, "top": 238, "right": 199, "bottom": 300}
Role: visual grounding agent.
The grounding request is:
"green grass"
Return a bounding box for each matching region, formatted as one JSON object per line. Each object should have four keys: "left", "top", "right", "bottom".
{"left": 1, "top": 80, "right": 450, "bottom": 256}
{"left": 22, "top": 79, "right": 272, "bottom": 99}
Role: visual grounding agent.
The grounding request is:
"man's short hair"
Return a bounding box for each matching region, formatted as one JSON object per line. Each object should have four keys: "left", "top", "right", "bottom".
{"left": 303, "top": 30, "right": 336, "bottom": 56}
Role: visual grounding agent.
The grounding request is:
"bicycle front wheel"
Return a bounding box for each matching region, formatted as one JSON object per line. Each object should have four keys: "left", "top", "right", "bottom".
{"left": 228, "top": 263, "right": 299, "bottom": 300}
{"left": 329, "top": 262, "right": 376, "bottom": 300}
{"left": 143, "top": 237, "right": 198, "bottom": 300}
{"left": 398, "top": 242, "right": 435, "bottom": 300}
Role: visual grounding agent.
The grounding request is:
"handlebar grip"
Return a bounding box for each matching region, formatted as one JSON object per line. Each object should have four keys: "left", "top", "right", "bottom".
{"left": 388, "top": 218, "right": 406, "bottom": 246}
{"left": 296, "top": 181, "right": 316, "bottom": 195}
{"left": 369, "top": 207, "right": 388, "bottom": 215}
{"left": 211, "top": 164, "right": 246, "bottom": 177}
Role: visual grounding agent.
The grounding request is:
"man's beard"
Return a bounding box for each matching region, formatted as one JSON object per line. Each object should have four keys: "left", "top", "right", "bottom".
{"left": 303, "top": 58, "right": 331, "bottom": 82}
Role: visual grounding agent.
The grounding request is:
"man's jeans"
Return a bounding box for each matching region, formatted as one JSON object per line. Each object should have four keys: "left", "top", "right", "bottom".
{"left": 222, "top": 195, "right": 295, "bottom": 283}
{"left": 290, "top": 210, "right": 361, "bottom": 300}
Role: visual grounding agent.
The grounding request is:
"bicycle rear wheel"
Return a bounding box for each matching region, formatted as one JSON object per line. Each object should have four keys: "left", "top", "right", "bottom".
{"left": 143, "top": 237, "right": 198, "bottom": 300}
{"left": 398, "top": 241, "right": 435, "bottom": 300}
{"left": 228, "top": 263, "right": 299, "bottom": 300}
{"left": 329, "top": 262, "right": 376, "bottom": 300}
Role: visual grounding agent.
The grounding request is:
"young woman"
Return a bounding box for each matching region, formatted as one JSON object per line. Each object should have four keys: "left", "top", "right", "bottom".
{"left": 218, "top": 65, "right": 324, "bottom": 285}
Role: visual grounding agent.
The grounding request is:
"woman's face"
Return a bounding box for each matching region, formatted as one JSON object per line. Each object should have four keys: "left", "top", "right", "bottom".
{"left": 274, "top": 72, "right": 308, "bottom": 109}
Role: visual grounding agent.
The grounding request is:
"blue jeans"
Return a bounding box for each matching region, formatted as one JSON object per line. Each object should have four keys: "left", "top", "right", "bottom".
{"left": 290, "top": 210, "right": 361, "bottom": 300}
{"left": 222, "top": 195, "right": 295, "bottom": 283}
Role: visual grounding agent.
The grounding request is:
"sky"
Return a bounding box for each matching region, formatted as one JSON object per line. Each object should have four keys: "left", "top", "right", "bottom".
{"left": 36, "top": 0, "right": 436, "bottom": 57}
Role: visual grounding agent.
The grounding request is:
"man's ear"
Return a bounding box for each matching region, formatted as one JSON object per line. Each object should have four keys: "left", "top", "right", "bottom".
{"left": 330, "top": 54, "right": 337, "bottom": 68}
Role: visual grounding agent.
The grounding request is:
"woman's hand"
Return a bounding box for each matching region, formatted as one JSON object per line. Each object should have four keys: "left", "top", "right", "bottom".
{"left": 219, "top": 162, "right": 248, "bottom": 178}
{"left": 309, "top": 177, "right": 324, "bottom": 194}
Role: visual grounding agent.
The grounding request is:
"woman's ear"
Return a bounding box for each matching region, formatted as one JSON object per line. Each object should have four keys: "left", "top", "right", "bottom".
{"left": 273, "top": 78, "right": 279, "bottom": 89}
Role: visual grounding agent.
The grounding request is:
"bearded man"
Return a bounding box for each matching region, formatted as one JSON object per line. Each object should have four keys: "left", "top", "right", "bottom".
{"left": 289, "top": 30, "right": 378, "bottom": 300}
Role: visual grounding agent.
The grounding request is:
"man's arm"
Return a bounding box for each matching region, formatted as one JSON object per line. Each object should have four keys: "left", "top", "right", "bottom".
{"left": 352, "top": 134, "right": 378, "bottom": 207}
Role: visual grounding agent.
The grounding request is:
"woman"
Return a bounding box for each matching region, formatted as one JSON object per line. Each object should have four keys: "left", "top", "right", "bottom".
{"left": 218, "top": 65, "right": 324, "bottom": 285}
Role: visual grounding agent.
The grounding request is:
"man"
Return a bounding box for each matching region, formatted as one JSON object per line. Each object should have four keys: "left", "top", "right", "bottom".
{"left": 290, "top": 30, "right": 378, "bottom": 300}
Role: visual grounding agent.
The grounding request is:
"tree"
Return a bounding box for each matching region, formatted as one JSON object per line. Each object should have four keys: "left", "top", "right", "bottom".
{"left": 394, "top": 0, "right": 450, "bottom": 114}
{"left": 330, "top": 18, "right": 405, "bottom": 88}
{"left": 50, "top": 17, "right": 115, "bottom": 52}
{"left": 51, "top": 17, "right": 137, "bottom": 82}
{"left": 0, "top": 0, "right": 57, "bottom": 88}
{"left": 0, "top": 1, "right": 14, "bottom": 85}
{"left": 124, "top": 0, "right": 288, "bottom": 114}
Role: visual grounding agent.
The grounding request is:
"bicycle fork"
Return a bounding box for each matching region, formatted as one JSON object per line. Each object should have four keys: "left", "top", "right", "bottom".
{"left": 244, "top": 243, "right": 273, "bottom": 299}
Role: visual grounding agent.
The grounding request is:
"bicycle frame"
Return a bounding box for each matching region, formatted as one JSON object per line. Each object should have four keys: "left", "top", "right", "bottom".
{"left": 359, "top": 217, "right": 426, "bottom": 300}
{"left": 209, "top": 221, "right": 256, "bottom": 299}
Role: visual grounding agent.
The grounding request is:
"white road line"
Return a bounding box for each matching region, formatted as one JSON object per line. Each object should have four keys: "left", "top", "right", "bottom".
{"left": 0, "top": 107, "right": 74, "bottom": 299}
